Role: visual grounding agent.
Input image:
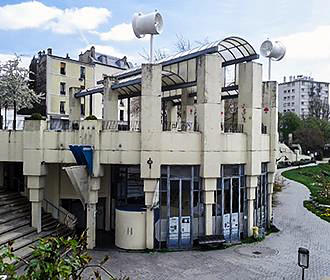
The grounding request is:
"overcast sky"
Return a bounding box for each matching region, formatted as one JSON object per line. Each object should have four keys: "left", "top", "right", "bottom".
{"left": 0, "top": 0, "right": 329, "bottom": 83}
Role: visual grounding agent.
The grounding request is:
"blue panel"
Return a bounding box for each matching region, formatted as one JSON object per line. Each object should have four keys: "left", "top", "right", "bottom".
{"left": 82, "top": 147, "right": 93, "bottom": 176}
{"left": 69, "top": 144, "right": 94, "bottom": 175}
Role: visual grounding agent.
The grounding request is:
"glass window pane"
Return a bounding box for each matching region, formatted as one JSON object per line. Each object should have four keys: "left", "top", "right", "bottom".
{"left": 224, "top": 179, "right": 230, "bottom": 214}
{"left": 223, "top": 165, "right": 240, "bottom": 176}
{"left": 170, "top": 181, "right": 179, "bottom": 217}
{"left": 182, "top": 181, "right": 191, "bottom": 216}
{"left": 232, "top": 178, "right": 239, "bottom": 213}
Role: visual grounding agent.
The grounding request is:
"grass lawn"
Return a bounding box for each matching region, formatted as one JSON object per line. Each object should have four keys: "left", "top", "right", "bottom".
{"left": 282, "top": 164, "right": 330, "bottom": 222}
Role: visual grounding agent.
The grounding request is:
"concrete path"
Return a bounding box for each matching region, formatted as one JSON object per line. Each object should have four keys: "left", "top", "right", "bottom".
{"left": 88, "top": 170, "right": 330, "bottom": 280}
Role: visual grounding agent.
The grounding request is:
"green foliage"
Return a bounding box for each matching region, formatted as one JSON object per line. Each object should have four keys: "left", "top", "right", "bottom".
{"left": 84, "top": 115, "right": 98, "bottom": 120}
{"left": 25, "top": 113, "right": 45, "bottom": 120}
{"left": 294, "top": 126, "right": 324, "bottom": 156}
{"left": 282, "top": 164, "right": 330, "bottom": 205}
{"left": 278, "top": 112, "right": 303, "bottom": 143}
{"left": 0, "top": 231, "right": 125, "bottom": 279}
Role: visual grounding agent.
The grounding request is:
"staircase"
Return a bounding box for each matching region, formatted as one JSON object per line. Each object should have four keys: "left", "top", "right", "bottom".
{"left": 0, "top": 189, "right": 74, "bottom": 265}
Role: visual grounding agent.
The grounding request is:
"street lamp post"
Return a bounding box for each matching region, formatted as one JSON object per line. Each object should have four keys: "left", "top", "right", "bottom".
{"left": 298, "top": 247, "right": 309, "bottom": 280}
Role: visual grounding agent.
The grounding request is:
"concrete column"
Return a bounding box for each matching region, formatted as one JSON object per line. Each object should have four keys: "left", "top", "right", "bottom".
{"left": 203, "top": 178, "right": 216, "bottom": 235}
{"left": 103, "top": 77, "right": 118, "bottom": 122}
{"left": 238, "top": 62, "right": 263, "bottom": 236}
{"left": 27, "top": 176, "right": 45, "bottom": 233}
{"left": 69, "top": 87, "right": 81, "bottom": 122}
{"left": 181, "top": 89, "right": 195, "bottom": 131}
{"left": 262, "top": 82, "right": 278, "bottom": 226}
{"left": 144, "top": 179, "right": 157, "bottom": 249}
{"left": 246, "top": 176, "right": 257, "bottom": 236}
{"left": 196, "top": 54, "right": 223, "bottom": 235}
{"left": 86, "top": 203, "right": 97, "bottom": 249}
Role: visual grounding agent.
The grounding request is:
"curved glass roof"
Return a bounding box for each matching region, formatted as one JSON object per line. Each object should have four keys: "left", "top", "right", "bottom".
{"left": 75, "top": 36, "right": 258, "bottom": 99}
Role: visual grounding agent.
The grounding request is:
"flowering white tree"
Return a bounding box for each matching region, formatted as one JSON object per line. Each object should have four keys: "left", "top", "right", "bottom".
{"left": 0, "top": 56, "right": 43, "bottom": 130}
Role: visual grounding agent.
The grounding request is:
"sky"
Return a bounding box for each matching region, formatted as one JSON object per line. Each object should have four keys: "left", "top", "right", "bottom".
{"left": 0, "top": 0, "right": 330, "bottom": 83}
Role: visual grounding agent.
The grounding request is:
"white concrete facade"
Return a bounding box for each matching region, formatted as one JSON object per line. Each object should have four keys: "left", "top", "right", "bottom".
{"left": 0, "top": 53, "right": 278, "bottom": 250}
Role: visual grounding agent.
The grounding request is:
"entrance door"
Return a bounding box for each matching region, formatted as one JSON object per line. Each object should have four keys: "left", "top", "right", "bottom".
{"left": 168, "top": 179, "right": 192, "bottom": 249}
{"left": 222, "top": 177, "right": 240, "bottom": 241}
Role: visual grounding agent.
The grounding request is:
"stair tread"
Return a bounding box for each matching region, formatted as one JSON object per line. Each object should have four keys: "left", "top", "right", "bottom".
{"left": 0, "top": 204, "right": 30, "bottom": 215}
{"left": 0, "top": 218, "right": 30, "bottom": 235}
{"left": 0, "top": 210, "right": 30, "bottom": 224}
{"left": 0, "top": 225, "right": 36, "bottom": 246}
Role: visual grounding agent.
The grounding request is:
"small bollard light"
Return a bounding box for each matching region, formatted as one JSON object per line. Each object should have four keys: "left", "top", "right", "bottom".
{"left": 298, "top": 247, "right": 309, "bottom": 280}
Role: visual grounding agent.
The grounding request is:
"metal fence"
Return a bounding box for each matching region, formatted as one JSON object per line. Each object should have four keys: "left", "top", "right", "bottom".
{"left": 221, "top": 122, "right": 244, "bottom": 133}
{"left": 102, "top": 120, "right": 141, "bottom": 131}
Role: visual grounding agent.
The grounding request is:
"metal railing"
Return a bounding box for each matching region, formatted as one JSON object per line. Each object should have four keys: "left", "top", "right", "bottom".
{"left": 42, "top": 199, "right": 77, "bottom": 230}
{"left": 102, "top": 120, "right": 141, "bottom": 131}
{"left": 162, "top": 121, "right": 199, "bottom": 132}
{"left": 221, "top": 122, "right": 244, "bottom": 133}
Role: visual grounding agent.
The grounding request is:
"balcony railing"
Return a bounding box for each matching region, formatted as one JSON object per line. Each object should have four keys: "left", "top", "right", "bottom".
{"left": 102, "top": 120, "right": 141, "bottom": 131}
{"left": 221, "top": 122, "right": 244, "bottom": 133}
{"left": 162, "top": 121, "right": 199, "bottom": 132}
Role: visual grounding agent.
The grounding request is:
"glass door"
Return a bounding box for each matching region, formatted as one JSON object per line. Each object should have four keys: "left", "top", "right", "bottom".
{"left": 168, "top": 179, "right": 192, "bottom": 249}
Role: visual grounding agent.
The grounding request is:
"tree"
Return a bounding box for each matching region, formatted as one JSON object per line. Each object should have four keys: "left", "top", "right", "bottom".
{"left": 278, "top": 112, "right": 303, "bottom": 143}
{"left": 0, "top": 56, "right": 43, "bottom": 130}
{"left": 0, "top": 231, "right": 127, "bottom": 279}
{"left": 294, "top": 126, "right": 324, "bottom": 156}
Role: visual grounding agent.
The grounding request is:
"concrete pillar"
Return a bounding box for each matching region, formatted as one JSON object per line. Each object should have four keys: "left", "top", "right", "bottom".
{"left": 246, "top": 176, "right": 257, "bottom": 236}
{"left": 27, "top": 176, "right": 45, "bottom": 233}
{"left": 203, "top": 178, "right": 216, "bottom": 235}
{"left": 144, "top": 179, "right": 157, "bottom": 249}
{"left": 23, "top": 120, "right": 47, "bottom": 233}
{"left": 87, "top": 177, "right": 100, "bottom": 249}
{"left": 181, "top": 89, "right": 195, "bottom": 131}
{"left": 103, "top": 77, "right": 118, "bottom": 122}
{"left": 166, "top": 101, "right": 177, "bottom": 130}
{"left": 69, "top": 87, "right": 81, "bottom": 122}
{"left": 262, "top": 82, "right": 278, "bottom": 226}
{"left": 238, "top": 62, "right": 263, "bottom": 236}
{"left": 196, "top": 54, "right": 223, "bottom": 235}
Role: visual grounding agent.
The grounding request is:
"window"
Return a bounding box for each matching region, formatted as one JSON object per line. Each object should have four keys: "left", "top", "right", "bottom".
{"left": 288, "top": 89, "right": 291, "bottom": 93}
{"left": 119, "top": 109, "right": 124, "bottom": 121}
{"left": 284, "top": 97, "right": 286, "bottom": 100}
{"left": 292, "top": 89, "right": 295, "bottom": 92}
{"left": 291, "top": 102, "right": 294, "bottom": 106}
{"left": 80, "top": 66, "right": 86, "bottom": 80}
{"left": 81, "top": 98, "right": 85, "bottom": 116}
{"left": 284, "top": 90, "right": 287, "bottom": 93}
{"left": 60, "top": 82, "right": 66, "bottom": 95}
{"left": 292, "top": 96, "right": 295, "bottom": 99}
{"left": 292, "top": 109, "right": 295, "bottom": 112}
{"left": 284, "top": 109, "right": 287, "bottom": 112}
{"left": 301, "top": 101, "right": 304, "bottom": 105}
{"left": 283, "top": 103, "right": 286, "bottom": 107}
{"left": 60, "top": 62, "right": 66, "bottom": 75}
{"left": 301, "top": 95, "right": 304, "bottom": 98}
{"left": 60, "top": 101, "right": 65, "bottom": 114}
{"left": 302, "top": 108, "right": 304, "bottom": 111}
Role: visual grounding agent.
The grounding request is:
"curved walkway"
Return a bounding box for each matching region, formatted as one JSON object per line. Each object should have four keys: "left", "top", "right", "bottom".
{"left": 90, "top": 170, "right": 330, "bottom": 280}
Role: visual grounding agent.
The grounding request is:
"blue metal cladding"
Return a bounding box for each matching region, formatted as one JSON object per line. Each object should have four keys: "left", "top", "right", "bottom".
{"left": 69, "top": 144, "right": 94, "bottom": 175}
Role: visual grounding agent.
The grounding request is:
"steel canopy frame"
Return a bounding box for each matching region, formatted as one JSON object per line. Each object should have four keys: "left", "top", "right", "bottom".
{"left": 75, "top": 36, "right": 258, "bottom": 99}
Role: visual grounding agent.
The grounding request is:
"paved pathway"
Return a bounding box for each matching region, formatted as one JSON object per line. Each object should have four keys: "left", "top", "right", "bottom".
{"left": 88, "top": 170, "right": 330, "bottom": 280}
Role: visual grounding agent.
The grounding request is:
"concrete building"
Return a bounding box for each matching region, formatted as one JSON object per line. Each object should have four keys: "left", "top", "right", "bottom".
{"left": 28, "top": 47, "right": 132, "bottom": 127}
{"left": 278, "top": 75, "right": 329, "bottom": 118}
{"left": 0, "top": 36, "right": 278, "bottom": 250}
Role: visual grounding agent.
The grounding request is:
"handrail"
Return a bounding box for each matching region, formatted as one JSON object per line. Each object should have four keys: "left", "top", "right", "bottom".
{"left": 43, "top": 199, "right": 77, "bottom": 230}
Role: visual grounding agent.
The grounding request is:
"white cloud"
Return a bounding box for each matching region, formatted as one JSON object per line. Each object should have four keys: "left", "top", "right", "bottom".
{"left": 277, "top": 25, "right": 330, "bottom": 60}
{"left": 0, "top": 1, "right": 111, "bottom": 34}
{"left": 94, "top": 23, "right": 136, "bottom": 41}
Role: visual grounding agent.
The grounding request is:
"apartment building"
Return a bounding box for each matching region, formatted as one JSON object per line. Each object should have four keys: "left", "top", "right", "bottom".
{"left": 28, "top": 47, "right": 132, "bottom": 127}
{"left": 278, "top": 75, "right": 329, "bottom": 118}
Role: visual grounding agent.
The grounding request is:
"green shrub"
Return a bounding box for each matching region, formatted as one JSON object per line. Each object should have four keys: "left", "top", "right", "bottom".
{"left": 85, "top": 115, "right": 98, "bottom": 120}
{"left": 25, "top": 113, "right": 45, "bottom": 120}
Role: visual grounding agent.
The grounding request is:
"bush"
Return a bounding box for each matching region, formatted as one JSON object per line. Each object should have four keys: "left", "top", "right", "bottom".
{"left": 25, "top": 113, "right": 45, "bottom": 120}
{"left": 84, "top": 115, "right": 98, "bottom": 120}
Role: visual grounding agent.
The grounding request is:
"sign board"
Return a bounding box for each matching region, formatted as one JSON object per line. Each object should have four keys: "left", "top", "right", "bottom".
{"left": 168, "top": 217, "right": 179, "bottom": 247}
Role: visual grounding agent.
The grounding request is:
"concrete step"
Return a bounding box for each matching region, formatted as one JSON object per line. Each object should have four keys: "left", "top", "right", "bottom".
{"left": 0, "top": 209, "right": 30, "bottom": 225}
{"left": 0, "top": 217, "right": 30, "bottom": 235}
{"left": 0, "top": 197, "right": 28, "bottom": 207}
{"left": 0, "top": 225, "right": 37, "bottom": 247}
{"left": 0, "top": 203, "right": 30, "bottom": 216}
